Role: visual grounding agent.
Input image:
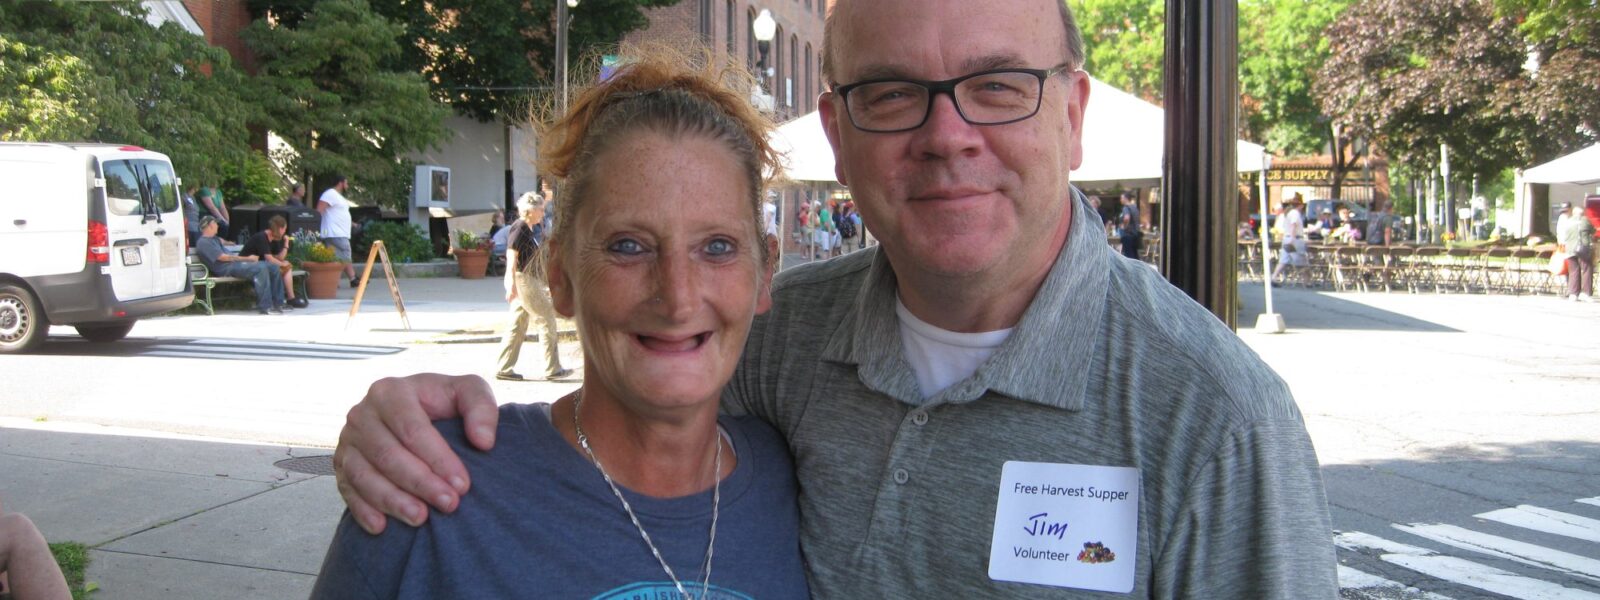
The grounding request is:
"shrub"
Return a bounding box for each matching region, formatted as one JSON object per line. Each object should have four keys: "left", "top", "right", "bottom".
{"left": 220, "top": 150, "right": 285, "bottom": 206}
{"left": 357, "top": 220, "right": 435, "bottom": 264}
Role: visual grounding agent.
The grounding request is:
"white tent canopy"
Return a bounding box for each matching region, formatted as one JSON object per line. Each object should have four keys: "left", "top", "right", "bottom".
{"left": 767, "top": 76, "right": 1267, "bottom": 185}
{"left": 1523, "top": 143, "right": 1600, "bottom": 185}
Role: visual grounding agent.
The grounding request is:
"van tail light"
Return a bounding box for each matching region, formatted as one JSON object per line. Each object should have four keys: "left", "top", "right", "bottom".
{"left": 87, "top": 220, "right": 110, "bottom": 264}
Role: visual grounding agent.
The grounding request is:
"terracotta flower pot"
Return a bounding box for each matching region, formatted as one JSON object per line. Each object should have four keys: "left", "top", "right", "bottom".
{"left": 302, "top": 261, "right": 345, "bottom": 299}
{"left": 455, "top": 248, "right": 490, "bottom": 280}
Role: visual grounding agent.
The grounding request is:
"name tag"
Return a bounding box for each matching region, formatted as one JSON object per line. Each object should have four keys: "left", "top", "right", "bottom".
{"left": 988, "top": 461, "right": 1139, "bottom": 593}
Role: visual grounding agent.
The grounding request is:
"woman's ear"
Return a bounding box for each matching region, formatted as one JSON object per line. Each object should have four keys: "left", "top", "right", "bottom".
{"left": 546, "top": 241, "right": 576, "bottom": 318}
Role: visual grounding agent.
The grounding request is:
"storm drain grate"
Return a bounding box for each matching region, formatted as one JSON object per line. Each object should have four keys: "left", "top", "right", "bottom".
{"left": 275, "top": 455, "right": 336, "bottom": 476}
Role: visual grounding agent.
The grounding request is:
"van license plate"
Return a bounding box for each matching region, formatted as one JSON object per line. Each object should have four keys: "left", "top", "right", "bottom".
{"left": 121, "top": 247, "right": 142, "bottom": 266}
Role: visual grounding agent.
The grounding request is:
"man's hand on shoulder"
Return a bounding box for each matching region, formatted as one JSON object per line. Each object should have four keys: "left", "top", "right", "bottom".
{"left": 334, "top": 373, "right": 501, "bottom": 535}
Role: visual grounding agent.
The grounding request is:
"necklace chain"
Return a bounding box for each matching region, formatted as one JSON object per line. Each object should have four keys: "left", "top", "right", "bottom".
{"left": 572, "top": 391, "right": 720, "bottom": 599}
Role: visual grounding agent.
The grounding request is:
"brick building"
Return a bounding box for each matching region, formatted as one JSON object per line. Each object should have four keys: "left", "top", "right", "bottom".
{"left": 623, "top": 0, "right": 829, "bottom": 122}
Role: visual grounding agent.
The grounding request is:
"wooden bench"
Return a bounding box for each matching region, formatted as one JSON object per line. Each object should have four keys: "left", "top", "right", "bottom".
{"left": 188, "top": 254, "right": 306, "bottom": 315}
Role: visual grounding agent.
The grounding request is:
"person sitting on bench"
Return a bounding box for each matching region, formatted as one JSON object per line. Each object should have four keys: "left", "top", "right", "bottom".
{"left": 195, "top": 216, "right": 288, "bottom": 315}
{"left": 240, "top": 215, "right": 307, "bottom": 308}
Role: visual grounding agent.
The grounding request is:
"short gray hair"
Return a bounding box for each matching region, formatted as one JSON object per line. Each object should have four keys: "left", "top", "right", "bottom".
{"left": 822, "top": 0, "right": 1085, "bottom": 85}
{"left": 516, "top": 191, "right": 542, "bottom": 212}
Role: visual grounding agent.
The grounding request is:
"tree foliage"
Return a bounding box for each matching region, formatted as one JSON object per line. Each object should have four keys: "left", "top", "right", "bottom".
{"left": 244, "top": 0, "right": 449, "bottom": 208}
{"left": 1315, "top": 0, "right": 1537, "bottom": 179}
{"left": 1238, "top": 0, "right": 1351, "bottom": 155}
{"left": 0, "top": 1, "right": 256, "bottom": 185}
{"left": 342, "top": 0, "right": 682, "bottom": 122}
{"left": 1317, "top": 0, "right": 1598, "bottom": 183}
{"left": 1070, "top": 0, "right": 1166, "bottom": 102}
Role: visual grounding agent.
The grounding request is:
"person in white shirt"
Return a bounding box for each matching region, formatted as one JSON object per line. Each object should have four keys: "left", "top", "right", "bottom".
{"left": 1271, "top": 194, "right": 1307, "bottom": 282}
{"left": 318, "top": 175, "right": 358, "bottom": 287}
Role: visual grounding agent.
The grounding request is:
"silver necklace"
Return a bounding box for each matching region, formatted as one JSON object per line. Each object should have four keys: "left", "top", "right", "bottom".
{"left": 572, "top": 391, "right": 721, "bottom": 599}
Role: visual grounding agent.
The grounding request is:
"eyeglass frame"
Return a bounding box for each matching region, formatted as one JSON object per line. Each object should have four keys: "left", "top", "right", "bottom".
{"left": 831, "top": 63, "right": 1078, "bottom": 133}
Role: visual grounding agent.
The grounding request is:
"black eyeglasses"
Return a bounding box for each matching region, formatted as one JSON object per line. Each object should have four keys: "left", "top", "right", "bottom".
{"left": 834, "top": 63, "right": 1074, "bottom": 133}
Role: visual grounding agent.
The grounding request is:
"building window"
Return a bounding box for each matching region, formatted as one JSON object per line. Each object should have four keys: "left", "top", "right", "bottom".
{"left": 790, "top": 34, "right": 798, "bottom": 109}
{"left": 774, "top": 25, "right": 784, "bottom": 105}
{"left": 726, "top": 0, "right": 736, "bottom": 56}
{"left": 746, "top": 8, "right": 756, "bottom": 71}
{"left": 805, "top": 43, "right": 813, "bottom": 112}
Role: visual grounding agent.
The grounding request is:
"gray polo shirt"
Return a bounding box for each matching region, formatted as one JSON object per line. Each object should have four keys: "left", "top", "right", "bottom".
{"left": 724, "top": 191, "right": 1337, "bottom": 597}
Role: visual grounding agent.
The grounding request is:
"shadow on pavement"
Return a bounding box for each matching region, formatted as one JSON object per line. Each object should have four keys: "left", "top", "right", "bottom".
{"left": 1237, "top": 283, "right": 1461, "bottom": 333}
{"left": 33, "top": 335, "right": 405, "bottom": 361}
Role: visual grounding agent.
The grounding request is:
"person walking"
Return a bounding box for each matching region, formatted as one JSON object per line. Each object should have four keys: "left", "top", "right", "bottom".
{"left": 1559, "top": 202, "right": 1595, "bottom": 302}
{"left": 1272, "top": 194, "right": 1307, "bottom": 282}
{"left": 495, "top": 192, "right": 571, "bottom": 382}
{"left": 317, "top": 175, "right": 359, "bottom": 287}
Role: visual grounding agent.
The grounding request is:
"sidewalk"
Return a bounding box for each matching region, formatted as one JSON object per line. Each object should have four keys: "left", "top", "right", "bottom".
{"left": 3, "top": 273, "right": 1596, "bottom": 598}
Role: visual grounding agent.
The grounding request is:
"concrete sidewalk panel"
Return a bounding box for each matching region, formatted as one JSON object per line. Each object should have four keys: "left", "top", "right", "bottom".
{"left": 0, "top": 452, "right": 274, "bottom": 545}
{"left": 100, "top": 476, "right": 343, "bottom": 575}
{"left": 0, "top": 423, "right": 322, "bottom": 484}
{"left": 87, "top": 549, "right": 315, "bottom": 600}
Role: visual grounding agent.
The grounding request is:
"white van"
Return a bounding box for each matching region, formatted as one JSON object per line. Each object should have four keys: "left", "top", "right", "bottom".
{"left": 0, "top": 143, "right": 193, "bottom": 353}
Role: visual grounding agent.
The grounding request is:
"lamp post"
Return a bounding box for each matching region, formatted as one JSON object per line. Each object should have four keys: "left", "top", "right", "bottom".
{"left": 1255, "top": 153, "right": 1286, "bottom": 334}
{"left": 753, "top": 9, "right": 776, "bottom": 111}
{"left": 556, "top": 0, "right": 579, "bottom": 115}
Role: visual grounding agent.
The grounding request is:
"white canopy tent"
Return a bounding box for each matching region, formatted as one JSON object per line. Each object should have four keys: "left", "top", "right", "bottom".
{"left": 1511, "top": 143, "right": 1600, "bottom": 236}
{"left": 766, "top": 76, "right": 1268, "bottom": 186}
{"left": 1522, "top": 143, "right": 1600, "bottom": 185}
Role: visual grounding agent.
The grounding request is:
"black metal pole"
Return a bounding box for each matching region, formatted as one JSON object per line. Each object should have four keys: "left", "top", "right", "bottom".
{"left": 1161, "top": 0, "right": 1239, "bottom": 329}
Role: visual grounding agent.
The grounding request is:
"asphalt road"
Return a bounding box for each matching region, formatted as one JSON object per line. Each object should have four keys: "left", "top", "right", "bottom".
{"left": 3, "top": 275, "right": 1597, "bottom": 598}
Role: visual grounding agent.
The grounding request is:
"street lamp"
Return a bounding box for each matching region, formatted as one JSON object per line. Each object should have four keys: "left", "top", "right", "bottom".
{"left": 557, "top": 0, "right": 580, "bottom": 115}
{"left": 753, "top": 9, "right": 776, "bottom": 109}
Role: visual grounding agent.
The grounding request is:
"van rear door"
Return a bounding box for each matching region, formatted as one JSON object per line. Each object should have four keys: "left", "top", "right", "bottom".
{"left": 99, "top": 158, "right": 168, "bottom": 301}
{"left": 136, "top": 159, "right": 187, "bottom": 295}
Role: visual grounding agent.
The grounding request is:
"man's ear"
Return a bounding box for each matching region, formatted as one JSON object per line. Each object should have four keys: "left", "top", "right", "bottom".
{"left": 546, "top": 241, "right": 576, "bottom": 318}
{"left": 818, "top": 92, "right": 850, "bottom": 187}
{"left": 1063, "top": 71, "right": 1090, "bottom": 172}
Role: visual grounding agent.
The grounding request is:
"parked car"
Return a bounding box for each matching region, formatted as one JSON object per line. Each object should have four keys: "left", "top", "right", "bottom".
{"left": 0, "top": 143, "right": 194, "bottom": 353}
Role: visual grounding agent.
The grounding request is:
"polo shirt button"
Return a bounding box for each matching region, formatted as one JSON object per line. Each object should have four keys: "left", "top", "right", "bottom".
{"left": 893, "top": 468, "right": 909, "bottom": 484}
{"left": 911, "top": 411, "right": 928, "bottom": 426}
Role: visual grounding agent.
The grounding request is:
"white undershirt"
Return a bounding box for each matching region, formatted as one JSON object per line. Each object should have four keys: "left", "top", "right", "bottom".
{"left": 895, "top": 297, "right": 1014, "bottom": 401}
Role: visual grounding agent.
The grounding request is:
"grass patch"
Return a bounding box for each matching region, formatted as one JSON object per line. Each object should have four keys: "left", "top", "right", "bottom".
{"left": 49, "top": 541, "right": 96, "bottom": 599}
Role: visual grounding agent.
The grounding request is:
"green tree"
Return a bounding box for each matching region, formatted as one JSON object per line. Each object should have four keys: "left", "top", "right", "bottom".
{"left": 1070, "top": 0, "right": 1166, "bottom": 102}
{"left": 362, "top": 0, "right": 683, "bottom": 123}
{"left": 244, "top": 0, "right": 450, "bottom": 208}
{"left": 0, "top": 36, "right": 97, "bottom": 141}
{"left": 1238, "top": 0, "right": 1351, "bottom": 155}
{"left": 1493, "top": 0, "right": 1600, "bottom": 157}
{"left": 0, "top": 1, "right": 256, "bottom": 184}
{"left": 1315, "top": 0, "right": 1532, "bottom": 184}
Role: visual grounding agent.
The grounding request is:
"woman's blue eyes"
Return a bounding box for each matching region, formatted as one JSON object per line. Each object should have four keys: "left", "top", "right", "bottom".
{"left": 608, "top": 239, "right": 645, "bottom": 255}
{"left": 606, "top": 238, "right": 738, "bottom": 257}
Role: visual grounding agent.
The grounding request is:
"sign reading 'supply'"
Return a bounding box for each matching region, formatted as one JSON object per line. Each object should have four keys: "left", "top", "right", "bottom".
{"left": 988, "top": 461, "right": 1140, "bottom": 592}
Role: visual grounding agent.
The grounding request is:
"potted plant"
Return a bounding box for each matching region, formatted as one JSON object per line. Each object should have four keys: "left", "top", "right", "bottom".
{"left": 453, "top": 229, "right": 492, "bottom": 279}
{"left": 291, "top": 230, "right": 346, "bottom": 299}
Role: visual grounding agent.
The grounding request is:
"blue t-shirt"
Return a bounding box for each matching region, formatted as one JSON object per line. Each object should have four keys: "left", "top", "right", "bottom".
{"left": 312, "top": 403, "right": 810, "bottom": 599}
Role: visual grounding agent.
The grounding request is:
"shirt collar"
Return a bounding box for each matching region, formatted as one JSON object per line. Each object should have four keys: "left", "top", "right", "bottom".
{"left": 823, "top": 187, "right": 1109, "bottom": 410}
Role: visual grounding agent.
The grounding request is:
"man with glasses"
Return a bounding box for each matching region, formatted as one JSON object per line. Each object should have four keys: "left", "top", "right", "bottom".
{"left": 331, "top": 0, "right": 1336, "bottom": 595}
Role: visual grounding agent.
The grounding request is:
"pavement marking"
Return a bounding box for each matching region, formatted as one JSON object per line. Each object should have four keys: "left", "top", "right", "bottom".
{"left": 1477, "top": 505, "right": 1600, "bottom": 545}
{"left": 1335, "top": 531, "right": 1600, "bottom": 600}
{"left": 1579, "top": 498, "right": 1600, "bottom": 509}
{"left": 1338, "top": 564, "right": 1456, "bottom": 599}
{"left": 1393, "top": 523, "right": 1600, "bottom": 582}
{"left": 180, "top": 338, "right": 400, "bottom": 354}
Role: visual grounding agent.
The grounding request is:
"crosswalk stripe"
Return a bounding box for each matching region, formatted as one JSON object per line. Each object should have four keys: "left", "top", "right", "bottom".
{"left": 1393, "top": 523, "right": 1600, "bottom": 582}
{"left": 1477, "top": 506, "right": 1600, "bottom": 545}
{"left": 1579, "top": 498, "right": 1600, "bottom": 509}
{"left": 1336, "top": 531, "right": 1600, "bottom": 600}
{"left": 1337, "top": 564, "right": 1456, "bottom": 599}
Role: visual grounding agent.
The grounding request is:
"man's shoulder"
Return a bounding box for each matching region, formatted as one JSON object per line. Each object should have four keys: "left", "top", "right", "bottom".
{"left": 1103, "top": 258, "right": 1294, "bottom": 418}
